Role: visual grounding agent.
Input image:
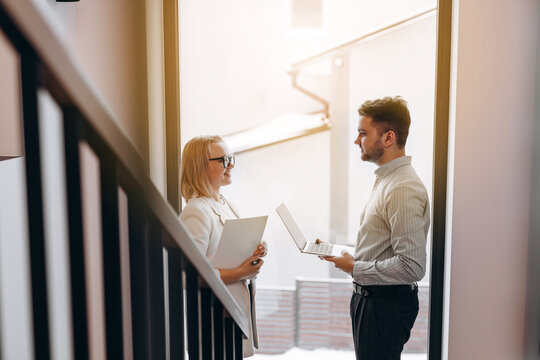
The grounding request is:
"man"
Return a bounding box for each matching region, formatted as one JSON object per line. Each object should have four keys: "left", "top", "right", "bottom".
{"left": 320, "top": 96, "right": 430, "bottom": 359}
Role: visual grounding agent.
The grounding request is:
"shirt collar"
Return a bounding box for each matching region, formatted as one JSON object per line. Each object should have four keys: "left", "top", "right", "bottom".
{"left": 374, "top": 155, "right": 411, "bottom": 178}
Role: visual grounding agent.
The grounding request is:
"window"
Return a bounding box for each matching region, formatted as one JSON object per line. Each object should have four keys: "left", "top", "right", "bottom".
{"left": 179, "top": 1, "right": 438, "bottom": 358}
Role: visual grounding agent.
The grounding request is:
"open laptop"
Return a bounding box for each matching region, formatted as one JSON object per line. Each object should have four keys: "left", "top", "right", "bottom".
{"left": 276, "top": 203, "right": 354, "bottom": 257}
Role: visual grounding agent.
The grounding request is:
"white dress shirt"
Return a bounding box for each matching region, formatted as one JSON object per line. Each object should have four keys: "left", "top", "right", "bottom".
{"left": 352, "top": 156, "right": 430, "bottom": 285}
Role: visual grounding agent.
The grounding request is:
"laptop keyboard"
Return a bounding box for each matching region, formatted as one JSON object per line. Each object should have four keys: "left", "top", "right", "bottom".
{"left": 305, "top": 242, "right": 333, "bottom": 255}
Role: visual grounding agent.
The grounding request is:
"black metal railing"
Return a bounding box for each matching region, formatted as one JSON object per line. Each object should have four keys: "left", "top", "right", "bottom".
{"left": 0, "top": 1, "right": 248, "bottom": 359}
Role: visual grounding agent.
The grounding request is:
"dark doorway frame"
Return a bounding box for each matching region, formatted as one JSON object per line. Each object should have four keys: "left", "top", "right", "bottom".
{"left": 163, "top": 0, "right": 181, "bottom": 213}
{"left": 428, "top": 0, "right": 452, "bottom": 359}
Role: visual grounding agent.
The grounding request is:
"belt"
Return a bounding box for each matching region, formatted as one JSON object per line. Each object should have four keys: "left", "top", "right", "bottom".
{"left": 353, "top": 282, "right": 417, "bottom": 297}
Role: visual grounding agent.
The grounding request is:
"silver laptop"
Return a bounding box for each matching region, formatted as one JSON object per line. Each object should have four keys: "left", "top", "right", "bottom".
{"left": 276, "top": 203, "right": 354, "bottom": 257}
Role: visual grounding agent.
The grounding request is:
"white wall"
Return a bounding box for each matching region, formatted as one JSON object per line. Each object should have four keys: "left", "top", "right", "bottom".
{"left": 43, "top": 0, "right": 150, "bottom": 163}
{"left": 445, "top": 0, "right": 538, "bottom": 359}
{"left": 0, "top": 29, "right": 22, "bottom": 158}
{"left": 0, "top": 159, "right": 34, "bottom": 360}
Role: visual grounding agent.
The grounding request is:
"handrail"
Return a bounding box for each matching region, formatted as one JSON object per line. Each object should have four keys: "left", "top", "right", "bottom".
{"left": 0, "top": 0, "right": 248, "bottom": 336}
{"left": 290, "top": 6, "right": 437, "bottom": 70}
{"left": 288, "top": 69, "right": 329, "bottom": 118}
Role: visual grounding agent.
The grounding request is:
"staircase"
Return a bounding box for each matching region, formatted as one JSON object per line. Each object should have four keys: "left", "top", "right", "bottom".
{"left": 0, "top": 1, "right": 247, "bottom": 359}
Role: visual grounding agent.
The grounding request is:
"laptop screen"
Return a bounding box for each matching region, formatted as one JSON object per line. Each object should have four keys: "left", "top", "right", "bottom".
{"left": 276, "top": 203, "right": 308, "bottom": 250}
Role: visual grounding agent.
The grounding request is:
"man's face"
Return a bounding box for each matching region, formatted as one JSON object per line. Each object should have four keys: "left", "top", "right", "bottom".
{"left": 354, "top": 116, "right": 384, "bottom": 163}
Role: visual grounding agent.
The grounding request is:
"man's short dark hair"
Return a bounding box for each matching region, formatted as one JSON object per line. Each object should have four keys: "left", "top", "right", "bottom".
{"left": 358, "top": 96, "right": 411, "bottom": 148}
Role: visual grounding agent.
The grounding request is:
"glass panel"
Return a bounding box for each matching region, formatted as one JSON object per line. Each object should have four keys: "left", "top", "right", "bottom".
{"left": 0, "top": 158, "right": 33, "bottom": 359}
{"left": 179, "top": 1, "right": 437, "bottom": 358}
{"left": 38, "top": 89, "right": 74, "bottom": 360}
{"left": 79, "top": 142, "right": 107, "bottom": 360}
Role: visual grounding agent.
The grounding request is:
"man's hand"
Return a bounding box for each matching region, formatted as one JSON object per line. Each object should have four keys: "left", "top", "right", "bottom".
{"left": 323, "top": 251, "right": 354, "bottom": 274}
{"left": 315, "top": 239, "right": 354, "bottom": 275}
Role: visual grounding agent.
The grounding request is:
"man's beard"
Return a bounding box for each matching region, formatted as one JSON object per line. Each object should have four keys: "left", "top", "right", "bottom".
{"left": 361, "top": 139, "right": 384, "bottom": 162}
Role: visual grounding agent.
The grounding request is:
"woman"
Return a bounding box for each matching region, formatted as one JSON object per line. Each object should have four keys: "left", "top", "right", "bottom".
{"left": 179, "top": 135, "right": 267, "bottom": 357}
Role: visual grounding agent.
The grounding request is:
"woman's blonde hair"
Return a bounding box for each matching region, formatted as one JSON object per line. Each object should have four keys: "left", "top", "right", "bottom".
{"left": 180, "top": 135, "right": 224, "bottom": 201}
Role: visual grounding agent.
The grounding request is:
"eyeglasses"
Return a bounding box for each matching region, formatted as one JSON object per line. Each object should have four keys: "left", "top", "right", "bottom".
{"left": 209, "top": 154, "right": 236, "bottom": 168}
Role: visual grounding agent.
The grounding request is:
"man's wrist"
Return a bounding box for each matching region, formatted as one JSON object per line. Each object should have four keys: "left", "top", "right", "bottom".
{"left": 350, "top": 261, "right": 356, "bottom": 279}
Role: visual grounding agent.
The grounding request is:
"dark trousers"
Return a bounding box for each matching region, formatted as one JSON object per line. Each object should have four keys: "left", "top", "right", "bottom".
{"left": 350, "top": 284, "right": 419, "bottom": 360}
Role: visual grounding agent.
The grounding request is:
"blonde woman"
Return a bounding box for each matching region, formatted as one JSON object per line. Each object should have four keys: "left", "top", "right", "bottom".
{"left": 179, "top": 135, "right": 267, "bottom": 357}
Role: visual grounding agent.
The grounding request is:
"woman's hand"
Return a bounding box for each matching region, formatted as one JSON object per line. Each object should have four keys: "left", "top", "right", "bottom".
{"left": 236, "top": 254, "right": 264, "bottom": 280}
{"left": 253, "top": 241, "right": 268, "bottom": 258}
{"left": 219, "top": 253, "right": 264, "bottom": 284}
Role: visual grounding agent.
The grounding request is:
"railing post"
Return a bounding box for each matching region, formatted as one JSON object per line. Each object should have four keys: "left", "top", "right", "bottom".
{"left": 234, "top": 324, "right": 243, "bottom": 360}
{"left": 201, "top": 288, "right": 214, "bottom": 360}
{"left": 99, "top": 147, "right": 124, "bottom": 359}
{"left": 128, "top": 197, "right": 151, "bottom": 360}
{"left": 148, "top": 218, "right": 166, "bottom": 359}
{"left": 213, "top": 295, "right": 225, "bottom": 360}
{"left": 167, "top": 248, "right": 185, "bottom": 360}
{"left": 185, "top": 261, "right": 201, "bottom": 360}
{"left": 63, "top": 109, "right": 89, "bottom": 360}
{"left": 20, "top": 47, "right": 51, "bottom": 360}
{"left": 224, "top": 318, "right": 234, "bottom": 360}
{"left": 128, "top": 200, "right": 167, "bottom": 360}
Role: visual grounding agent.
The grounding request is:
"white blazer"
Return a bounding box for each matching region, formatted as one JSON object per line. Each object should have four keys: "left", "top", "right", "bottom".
{"left": 180, "top": 196, "right": 258, "bottom": 357}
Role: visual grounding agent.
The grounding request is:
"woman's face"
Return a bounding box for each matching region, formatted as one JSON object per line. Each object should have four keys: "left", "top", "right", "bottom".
{"left": 207, "top": 141, "right": 234, "bottom": 192}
